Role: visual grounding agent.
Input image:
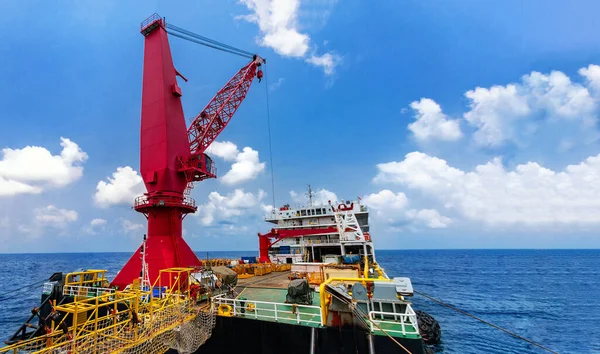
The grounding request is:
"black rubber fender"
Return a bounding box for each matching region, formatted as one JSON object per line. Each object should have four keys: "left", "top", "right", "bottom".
{"left": 415, "top": 310, "right": 442, "bottom": 345}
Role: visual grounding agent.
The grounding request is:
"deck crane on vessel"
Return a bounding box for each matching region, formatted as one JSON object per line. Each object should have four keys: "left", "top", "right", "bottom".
{"left": 112, "top": 14, "right": 265, "bottom": 289}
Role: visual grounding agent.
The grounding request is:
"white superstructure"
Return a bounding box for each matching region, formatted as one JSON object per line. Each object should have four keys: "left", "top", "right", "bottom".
{"left": 260, "top": 193, "right": 376, "bottom": 264}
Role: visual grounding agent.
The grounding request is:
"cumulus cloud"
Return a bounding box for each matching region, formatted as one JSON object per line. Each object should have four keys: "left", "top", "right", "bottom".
{"left": 362, "top": 189, "right": 449, "bottom": 229}
{"left": 462, "top": 66, "right": 599, "bottom": 147}
{"left": 208, "top": 142, "right": 265, "bottom": 185}
{"left": 34, "top": 205, "right": 78, "bottom": 228}
{"left": 363, "top": 189, "right": 408, "bottom": 211}
{"left": 580, "top": 64, "right": 600, "bottom": 93}
{"left": 406, "top": 209, "right": 451, "bottom": 229}
{"left": 374, "top": 151, "right": 600, "bottom": 227}
{"left": 94, "top": 166, "right": 145, "bottom": 207}
{"left": 0, "top": 178, "right": 42, "bottom": 197}
{"left": 222, "top": 147, "right": 265, "bottom": 185}
{"left": 208, "top": 141, "right": 239, "bottom": 161}
{"left": 0, "top": 137, "right": 87, "bottom": 197}
{"left": 237, "top": 0, "right": 340, "bottom": 75}
{"left": 197, "top": 189, "right": 266, "bottom": 226}
{"left": 408, "top": 98, "right": 462, "bottom": 141}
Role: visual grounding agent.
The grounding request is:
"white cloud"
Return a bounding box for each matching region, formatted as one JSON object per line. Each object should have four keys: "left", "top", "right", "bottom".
{"left": 362, "top": 189, "right": 448, "bottom": 229}
{"left": 197, "top": 189, "right": 266, "bottom": 226}
{"left": 408, "top": 98, "right": 462, "bottom": 141}
{"left": 290, "top": 188, "right": 338, "bottom": 205}
{"left": 94, "top": 166, "right": 145, "bottom": 207}
{"left": 362, "top": 189, "right": 408, "bottom": 222}
{"left": 207, "top": 142, "right": 266, "bottom": 185}
{"left": 305, "top": 53, "right": 341, "bottom": 76}
{"left": 208, "top": 141, "right": 239, "bottom": 161}
{"left": 121, "top": 219, "right": 144, "bottom": 234}
{"left": 0, "top": 137, "right": 87, "bottom": 197}
{"left": 363, "top": 190, "right": 408, "bottom": 210}
{"left": 579, "top": 64, "right": 600, "bottom": 93}
{"left": 222, "top": 147, "right": 265, "bottom": 185}
{"left": 0, "top": 178, "right": 42, "bottom": 197}
{"left": 374, "top": 151, "right": 600, "bottom": 227}
{"left": 463, "top": 66, "right": 599, "bottom": 147}
{"left": 90, "top": 218, "right": 107, "bottom": 227}
{"left": 464, "top": 84, "right": 530, "bottom": 146}
{"left": 237, "top": 0, "right": 340, "bottom": 75}
{"left": 35, "top": 205, "right": 78, "bottom": 228}
{"left": 406, "top": 209, "right": 451, "bottom": 228}
{"left": 83, "top": 218, "right": 107, "bottom": 235}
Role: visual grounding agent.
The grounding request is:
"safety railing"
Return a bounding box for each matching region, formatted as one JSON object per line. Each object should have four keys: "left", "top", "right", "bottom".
{"left": 212, "top": 294, "right": 323, "bottom": 327}
{"left": 368, "top": 307, "right": 419, "bottom": 336}
{"left": 63, "top": 284, "right": 115, "bottom": 298}
{"left": 140, "top": 13, "right": 162, "bottom": 31}
{"left": 134, "top": 194, "right": 195, "bottom": 209}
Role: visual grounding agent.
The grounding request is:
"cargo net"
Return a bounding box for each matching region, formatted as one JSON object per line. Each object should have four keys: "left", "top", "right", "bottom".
{"left": 0, "top": 297, "right": 216, "bottom": 354}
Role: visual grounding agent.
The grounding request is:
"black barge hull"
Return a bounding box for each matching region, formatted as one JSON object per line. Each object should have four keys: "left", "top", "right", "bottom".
{"left": 188, "top": 316, "right": 425, "bottom": 354}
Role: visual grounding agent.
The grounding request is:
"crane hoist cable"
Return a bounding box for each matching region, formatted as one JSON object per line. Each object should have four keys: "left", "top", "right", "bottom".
{"left": 263, "top": 64, "right": 276, "bottom": 210}
{"left": 165, "top": 23, "right": 277, "bottom": 207}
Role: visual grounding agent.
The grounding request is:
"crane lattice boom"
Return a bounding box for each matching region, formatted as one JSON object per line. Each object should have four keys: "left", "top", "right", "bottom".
{"left": 188, "top": 55, "right": 264, "bottom": 155}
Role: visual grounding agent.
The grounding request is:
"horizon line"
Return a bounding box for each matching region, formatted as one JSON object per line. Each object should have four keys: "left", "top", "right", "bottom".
{"left": 1, "top": 247, "right": 599, "bottom": 255}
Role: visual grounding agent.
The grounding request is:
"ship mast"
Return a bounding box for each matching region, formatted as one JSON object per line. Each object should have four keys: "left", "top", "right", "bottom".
{"left": 306, "top": 184, "right": 314, "bottom": 207}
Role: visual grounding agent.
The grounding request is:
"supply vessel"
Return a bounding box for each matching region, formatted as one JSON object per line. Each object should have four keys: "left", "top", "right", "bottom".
{"left": 1, "top": 14, "right": 441, "bottom": 354}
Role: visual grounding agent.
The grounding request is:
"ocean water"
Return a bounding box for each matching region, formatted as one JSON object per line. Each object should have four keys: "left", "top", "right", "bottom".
{"left": 0, "top": 249, "right": 598, "bottom": 353}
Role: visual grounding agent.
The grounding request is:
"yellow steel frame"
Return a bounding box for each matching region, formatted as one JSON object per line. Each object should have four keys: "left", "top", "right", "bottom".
{"left": 318, "top": 276, "right": 392, "bottom": 326}
{"left": 0, "top": 267, "right": 197, "bottom": 354}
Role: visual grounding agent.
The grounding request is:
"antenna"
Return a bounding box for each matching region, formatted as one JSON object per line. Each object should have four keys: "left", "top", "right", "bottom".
{"left": 306, "top": 184, "right": 313, "bottom": 206}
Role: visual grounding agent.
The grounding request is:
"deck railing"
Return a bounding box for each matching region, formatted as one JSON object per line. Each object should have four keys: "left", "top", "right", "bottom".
{"left": 368, "top": 307, "right": 419, "bottom": 336}
{"left": 212, "top": 294, "right": 323, "bottom": 327}
{"left": 63, "top": 284, "right": 115, "bottom": 298}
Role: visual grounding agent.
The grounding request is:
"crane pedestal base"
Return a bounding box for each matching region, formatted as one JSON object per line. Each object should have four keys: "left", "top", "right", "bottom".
{"left": 111, "top": 235, "right": 200, "bottom": 290}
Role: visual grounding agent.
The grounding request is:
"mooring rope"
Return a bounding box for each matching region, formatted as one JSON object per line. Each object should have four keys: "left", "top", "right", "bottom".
{"left": 415, "top": 290, "right": 558, "bottom": 354}
{"left": 0, "top": 279, "right": 47, "bottom": 302}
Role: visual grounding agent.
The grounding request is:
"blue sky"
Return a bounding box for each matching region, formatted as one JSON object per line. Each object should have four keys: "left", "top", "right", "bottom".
{"left": 1, "top": 0, "right": 600, "bottom": 253}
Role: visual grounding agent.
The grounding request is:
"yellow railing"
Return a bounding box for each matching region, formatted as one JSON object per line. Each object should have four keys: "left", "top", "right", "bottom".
{"left": 0, "top": 267, "right": 201, "bottom": 354}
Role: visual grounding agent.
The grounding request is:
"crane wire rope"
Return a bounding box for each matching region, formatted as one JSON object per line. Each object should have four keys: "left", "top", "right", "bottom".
{"left": 166, "top": 23, "right": 278, "bottom": 210}
{"left": 263, "top": 64, "right": 277, "bottom": 210}
{"left": 166, "top": 24, "right": 254, "bottom": 57}
{"left": 166, "top": 31, "right": 253, "bottom": 59}
{"left": 414, "top": 290, "right": 558, "bottom": 354}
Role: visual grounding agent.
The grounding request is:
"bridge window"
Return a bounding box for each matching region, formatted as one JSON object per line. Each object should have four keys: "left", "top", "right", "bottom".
{"left": 301, "top": 210, "right": 306, "bottom": 216}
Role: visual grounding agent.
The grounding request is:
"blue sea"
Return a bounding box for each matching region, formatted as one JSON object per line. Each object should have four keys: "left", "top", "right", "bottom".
{"left": 0, "top": 250, "right": 598, "bottom": 353}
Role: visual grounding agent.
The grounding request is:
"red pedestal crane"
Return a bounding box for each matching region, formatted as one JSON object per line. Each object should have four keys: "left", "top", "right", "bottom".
{"left": 111, "top": 14, "right": 264, "bottom": 289}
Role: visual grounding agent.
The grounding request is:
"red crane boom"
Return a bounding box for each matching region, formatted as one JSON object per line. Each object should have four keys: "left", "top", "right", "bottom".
{"left": 179, "top": 55, "right": 264, "bottom": 185}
